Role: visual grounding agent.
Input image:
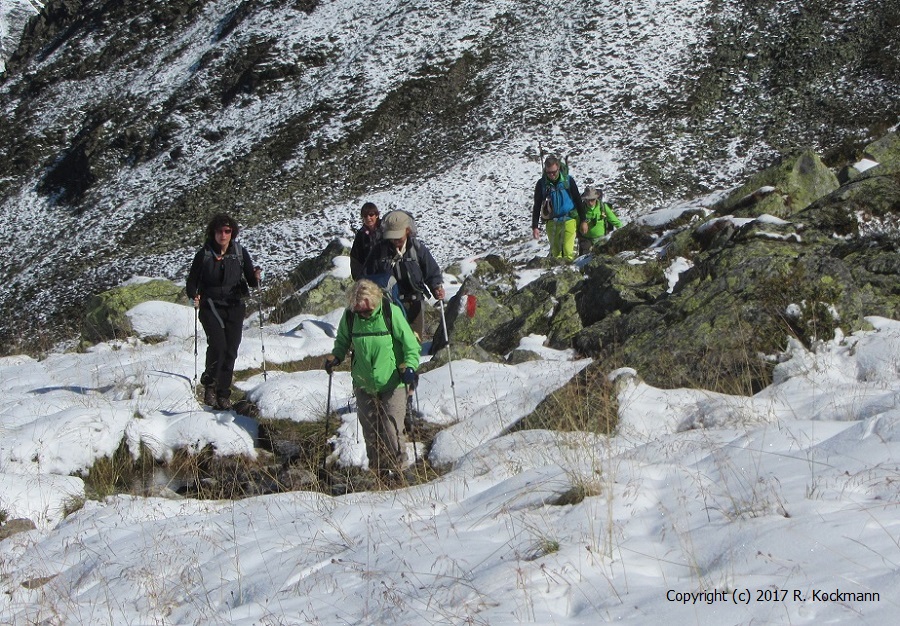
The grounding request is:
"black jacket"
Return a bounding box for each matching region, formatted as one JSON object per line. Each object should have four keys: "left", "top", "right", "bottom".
{"left": 186, "top": 241, "right": 258, "bottom": 305}
{"left": 349, "top": 225, "right": 379, "bottom": 280}
{"left": 363, "top": 238, "right": 442, "bottom": 298}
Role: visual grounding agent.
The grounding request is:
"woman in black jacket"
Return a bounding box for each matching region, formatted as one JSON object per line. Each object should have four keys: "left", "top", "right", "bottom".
{"left": 186, "top": 213, "right": 260, "bottom": 410}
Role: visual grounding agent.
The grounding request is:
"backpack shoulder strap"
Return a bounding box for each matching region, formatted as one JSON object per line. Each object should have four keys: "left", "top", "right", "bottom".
{"left": 382, "top": 295, "right": 393, "bottom": 333}
{"left": 203, "top": 241, "right": 245, "bottom": 269}
{"left": 345, "top": 309, "right": 355, "bottom": 336}
{"left": 232, "top": 241, "right": 245, "bottom": 269}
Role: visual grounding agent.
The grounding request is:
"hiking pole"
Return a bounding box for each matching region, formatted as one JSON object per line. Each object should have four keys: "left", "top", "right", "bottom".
{"left": 325, "top": 370, "right": 333, "bottom": 435}
{"left": 193, "top": 304, "right": 199, "bottom": 389}
{"left": 406, "top": 385, "right": 419, "bottom": 465}
{"left": 438, "top": 299, "right": 461, "bottom": 422}
{"left": 254, "top": 282, "right": 267, "bottom": 381}
{"left": 318, "top": 370, "right": 334, "bottom": 484}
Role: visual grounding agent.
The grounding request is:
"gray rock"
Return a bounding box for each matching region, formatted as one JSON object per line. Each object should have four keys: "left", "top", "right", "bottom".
{"left": 82, "top": 279, "right": 188, "bottom": 343}
{"left": 712, "top": 149, "right": 839, "bottom": 219}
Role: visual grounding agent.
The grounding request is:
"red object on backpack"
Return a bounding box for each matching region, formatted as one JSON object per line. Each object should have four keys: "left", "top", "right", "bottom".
{"left": 466, "top": 295, "right": 477, "bottom": 318}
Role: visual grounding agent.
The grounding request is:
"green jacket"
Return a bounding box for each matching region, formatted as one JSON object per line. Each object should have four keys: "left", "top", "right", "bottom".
{"left": 582, "top": 201, "right": 623, "bottom": 240}
{"left": 331, "top": 301, "right": 420, "bottom": 394}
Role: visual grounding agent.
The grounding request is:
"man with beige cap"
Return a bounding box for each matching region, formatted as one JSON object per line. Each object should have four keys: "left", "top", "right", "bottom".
{"left": 363, "top": 210, "right": 445, "bottom": 339}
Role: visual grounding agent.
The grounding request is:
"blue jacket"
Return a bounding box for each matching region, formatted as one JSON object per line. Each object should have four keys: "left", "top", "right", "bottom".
{"left": 532, "top": 175, "right": 584, "bottom": 229}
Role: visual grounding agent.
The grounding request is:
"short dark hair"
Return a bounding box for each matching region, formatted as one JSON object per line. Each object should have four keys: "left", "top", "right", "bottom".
{"left": 360, "top": 202, "right": 379, "bottom": 217}
{"left": 205, "top": 213, "right": 239, "bottom": 242}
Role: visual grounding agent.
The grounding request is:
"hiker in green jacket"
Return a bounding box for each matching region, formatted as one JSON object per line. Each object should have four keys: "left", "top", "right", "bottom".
{"left": 578, "top": 185, "right": 623, "bottom": 255}
{"left": 324, "top": 279, "right": 421, "bottom": 475}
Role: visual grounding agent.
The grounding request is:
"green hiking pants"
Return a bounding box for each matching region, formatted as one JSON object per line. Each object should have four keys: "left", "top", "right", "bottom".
{"left": 547, "top": 218, "right": 577, "bottom": 261}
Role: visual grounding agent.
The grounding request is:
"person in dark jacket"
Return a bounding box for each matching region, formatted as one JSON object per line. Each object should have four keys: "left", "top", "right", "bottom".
{"left": 349, "top": 202, "right": 380, "bottom": 280}
{"left": 531, "top": 155, "right": 585, "bottom": 262}
{"left": 186, "top": 213, "right": 260, "bottom": 410}
{"left": 363, "top": 210, "right": 444, "bottom": 339}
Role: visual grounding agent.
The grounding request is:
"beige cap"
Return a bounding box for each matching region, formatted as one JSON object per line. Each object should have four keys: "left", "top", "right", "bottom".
{"left": 382, "top": 211, "right": 413, "bottom": 239}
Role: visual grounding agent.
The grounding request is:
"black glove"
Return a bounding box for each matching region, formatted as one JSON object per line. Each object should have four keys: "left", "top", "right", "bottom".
{"left": 401, "top": 367, "right": 418, "bottom": 388}
{"left": 324, "top": 356, "right": 341, "bottom": 374}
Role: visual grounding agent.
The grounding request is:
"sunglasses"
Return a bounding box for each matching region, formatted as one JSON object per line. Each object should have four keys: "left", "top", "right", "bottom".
{"left": 363, "top": 212, "right": 379, "bottom": 218}
{"left": 216, "top": 227, "right": 233, "bottom": 234}
{"left": 545, "top": 168, "right": 559, "bottom": 176}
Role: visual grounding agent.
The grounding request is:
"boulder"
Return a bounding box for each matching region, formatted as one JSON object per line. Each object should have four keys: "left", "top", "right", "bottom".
{"left": 575, "top": 255, "right": 668, "bottom": 327}
{"left": 276, "top": 274, "right": 352, "bottom": 321}
{"left": 272, "top": 239, "right": 352, "bottom": 321}
{"left": 430, "top": 275, "right": 513, "bottom": 355}
{"left": 795, "top": 173, "right": 900, "bottom": 241}
{"left": 480, "top": 266, "right": 583, "bottom": 355}
{"left": 861, "top": 131, "right": 900, "bottom": 174}
{"left": 426, "top": 343, "right": 501, "bottom": 369}
{"left": 83, "top": 279, "right": 187, "bottom": 342}
{"left": 712, "top": 149, "right": 839, "bottom": 219}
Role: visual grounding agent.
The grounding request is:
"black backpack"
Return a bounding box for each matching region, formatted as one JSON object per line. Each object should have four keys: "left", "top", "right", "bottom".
{"left": 203, "top": 241, "right": 250, "bottom": 298}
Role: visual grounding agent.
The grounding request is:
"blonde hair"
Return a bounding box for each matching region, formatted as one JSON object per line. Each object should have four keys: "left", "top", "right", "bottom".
{"left": 347, "top": 279, "right": 384, "bottom": 311}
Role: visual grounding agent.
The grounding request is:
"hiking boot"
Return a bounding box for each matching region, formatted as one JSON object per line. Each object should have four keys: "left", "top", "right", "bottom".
{"left": 203, "top": 385, "right": 217, "bottom": 406}
{"left": 216, "top": 396, "right": 233, "bottom": 411}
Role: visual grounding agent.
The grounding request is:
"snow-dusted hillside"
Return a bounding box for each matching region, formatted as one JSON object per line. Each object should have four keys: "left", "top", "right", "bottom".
{"left": 0, "top": 0, "right": 898, "bottom": 350}
{"left": 0, "top": 0, "right": 42, "bottom": 73}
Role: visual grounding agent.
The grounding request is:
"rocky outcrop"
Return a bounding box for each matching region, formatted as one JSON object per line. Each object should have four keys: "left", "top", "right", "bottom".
{"left": 712, "top": 150, "right": 839, "bottom": 219}
{"left": 83, "top": 279, "right": 187, "bottom": 343}
{"left": 270, "top": 240, "right": 352, "bottom": 322}
{"left": 570, "top": 137, "right": 900, "bottom": 393}
{"left": 421, "top": 134, "right": 900, "bottom": 396}
{"left": 429, "top": 275, "right": 512, "bottom": 356}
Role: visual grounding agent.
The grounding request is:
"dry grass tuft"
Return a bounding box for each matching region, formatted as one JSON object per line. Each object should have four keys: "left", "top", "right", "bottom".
{"left": 512, "top": 366, "right": 618, "bottom": 435}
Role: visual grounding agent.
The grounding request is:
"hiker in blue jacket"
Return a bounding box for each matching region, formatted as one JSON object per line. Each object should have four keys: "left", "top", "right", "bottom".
{"left": 186, "top": 213, "right": 260, "bottom": 410}
{"left": 531, "top": 155, "right": 585, "bottom": 262}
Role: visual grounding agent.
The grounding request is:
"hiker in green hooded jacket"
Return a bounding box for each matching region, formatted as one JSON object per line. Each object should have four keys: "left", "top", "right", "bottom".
{"left": 578, "top": 185, "right": 623, "bottom": 255}
{"left": 324, "top": 279, "right": 421, "bottom": 475}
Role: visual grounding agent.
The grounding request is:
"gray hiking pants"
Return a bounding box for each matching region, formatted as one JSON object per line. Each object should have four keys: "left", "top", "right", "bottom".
{"left": 355, "top": 385, "right": 408, "bottom": 472}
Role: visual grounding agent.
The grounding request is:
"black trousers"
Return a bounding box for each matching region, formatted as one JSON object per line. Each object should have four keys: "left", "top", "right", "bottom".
{"left": 199, "top": 300, "right": 245, "bottom": 398}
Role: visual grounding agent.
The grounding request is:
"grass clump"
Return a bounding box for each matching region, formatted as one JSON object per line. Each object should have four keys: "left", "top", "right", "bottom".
{"left": 550, "top": 479, "right": 603, "bottom": 506}
{"left": 82, "top": 439, "right": 155, "bottom": 500}
{"left": 512, "top": 366, "right": 618, "bottom": 435}
{"left": 757, "top": 264, "right": 843, "bottom": 349}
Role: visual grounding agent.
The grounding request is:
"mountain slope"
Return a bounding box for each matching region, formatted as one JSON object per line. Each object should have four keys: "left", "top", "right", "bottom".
{"left": 1, "top": 0, "right": 899, "bottom": 351}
